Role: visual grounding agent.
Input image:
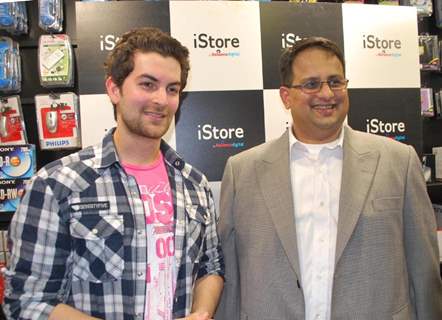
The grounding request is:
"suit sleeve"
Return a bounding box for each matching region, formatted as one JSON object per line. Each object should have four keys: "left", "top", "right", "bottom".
{"left": 403, "top": 146, "right": 442, "bottom": 319}
{"left": 196, "top": 180, "right": 225, "bottom": 279}
{"left": 215, "top": 158, "right": 240, "bottom": 320}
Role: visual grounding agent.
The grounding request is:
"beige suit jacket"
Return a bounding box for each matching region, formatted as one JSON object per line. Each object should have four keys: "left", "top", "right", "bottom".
{"left": 216, "top": 126, "right": 442, "bottom": 320}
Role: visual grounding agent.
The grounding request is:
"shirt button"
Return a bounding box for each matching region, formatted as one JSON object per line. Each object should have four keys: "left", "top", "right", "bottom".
{"left": 320, "top": 201, "right": 324, "bottom": 206}
{"left": 92, "top": 228, "right": 98, "bottom": 235}
{"left": 132, "top": 191, "right": 138, "bottom": 197}
{"left": 137, "top": 230, "right": 143, "bottom": 235}
{"left": 319, "top": 238, "right": 325, "bottom": 243}
{"left": 137, "top": 272, "right": 143, "bottom": 277}
{"left": 135, "top": 313, "right": 142, "bottom": 318}
{"left": 315, "top": 315, "right": 321, "bottom": 320}
{"left": 174, "top": 160, "right": 181, "bottom": 167}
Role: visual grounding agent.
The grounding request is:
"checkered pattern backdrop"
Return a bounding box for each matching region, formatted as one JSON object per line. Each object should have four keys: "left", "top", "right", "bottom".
{"left": 76, "top": 1, "right": 421, "bottom": 205}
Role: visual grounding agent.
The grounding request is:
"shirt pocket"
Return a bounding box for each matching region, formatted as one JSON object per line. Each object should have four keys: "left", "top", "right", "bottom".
{"left": 372, "top": 196, "right": 402, "bottom": 212}
{"left": 70, "top": 212, "right": 124, "bottom": 283}
{"left": 185, "top": 204, "right": 210, "bottom": 264}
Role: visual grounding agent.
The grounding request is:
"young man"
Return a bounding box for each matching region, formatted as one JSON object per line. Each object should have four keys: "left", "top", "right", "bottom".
{"left": 216, "top": 37, "right": 442, "bottom": 320}
{"left": 4, "top": 27, "right": 224, "bottom": 320}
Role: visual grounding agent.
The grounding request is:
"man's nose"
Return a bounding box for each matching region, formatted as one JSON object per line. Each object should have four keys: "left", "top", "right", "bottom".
{"left": 152, "top": 87, "right": 168, "bottom": 105}
{"left": 317, "top": 81, "right": 335, "bottom": 98}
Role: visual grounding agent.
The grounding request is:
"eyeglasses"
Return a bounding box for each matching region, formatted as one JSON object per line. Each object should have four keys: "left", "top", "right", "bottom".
{"left": 286, "top": 78, "right": 349, "bottom": 94}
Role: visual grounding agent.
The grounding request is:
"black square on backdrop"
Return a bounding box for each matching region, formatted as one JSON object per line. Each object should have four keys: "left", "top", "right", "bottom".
{"left": 260, "top": 2, "right": 344, "bottom": 90}
{"left": 175, "top": 91, "right": 265, "bottom": 181}
{"left": 76, "top": 1, "right": 170, "bottom": 95}
{"left": 348, "top": 88, "right": 422, "bottom": 155}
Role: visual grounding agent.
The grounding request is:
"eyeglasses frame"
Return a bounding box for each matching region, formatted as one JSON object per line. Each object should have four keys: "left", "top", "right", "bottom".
{"left": 285, "top": 79, "right": 349, "bottom": 94}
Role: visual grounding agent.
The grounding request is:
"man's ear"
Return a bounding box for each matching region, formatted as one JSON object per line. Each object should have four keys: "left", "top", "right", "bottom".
{"left": 279, "top": 86, "right": 291, "bottom": 110}
{"left": 105, "top": 77, "right": 121, "bottom": 105}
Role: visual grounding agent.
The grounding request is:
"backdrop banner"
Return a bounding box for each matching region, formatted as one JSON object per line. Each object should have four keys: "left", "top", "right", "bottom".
{"left": 77, "top": 1, "right": 421, "bottom": 186}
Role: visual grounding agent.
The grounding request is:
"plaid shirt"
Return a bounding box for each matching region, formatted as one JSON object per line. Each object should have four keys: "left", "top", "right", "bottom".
{"left": 3, "top": 129, "right": 224, "bottom": 320}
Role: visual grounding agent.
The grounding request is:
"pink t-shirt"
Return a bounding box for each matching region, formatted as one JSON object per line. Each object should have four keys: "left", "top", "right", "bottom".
{"left": 123, "top": 153, "right": 176, "bottom": 320}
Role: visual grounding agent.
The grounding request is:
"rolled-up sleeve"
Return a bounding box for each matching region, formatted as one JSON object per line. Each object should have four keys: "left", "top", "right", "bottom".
{"left": 3, "top": 176, "right": 71, "bottom": 319}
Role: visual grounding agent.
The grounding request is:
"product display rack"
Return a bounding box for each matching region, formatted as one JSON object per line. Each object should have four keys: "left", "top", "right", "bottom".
{"left": 0, "top": 1, "right": 79, "bottom": 230}
{"left": 418, "top": 13, "right": 442, "bottom": 276}
{"left": 419, "top": 15, "right": 442, "bottom": 206}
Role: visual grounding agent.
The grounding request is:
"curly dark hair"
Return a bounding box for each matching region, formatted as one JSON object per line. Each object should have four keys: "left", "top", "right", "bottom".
{"left": 104, "top": 27, "right": 190, "bottom": 119}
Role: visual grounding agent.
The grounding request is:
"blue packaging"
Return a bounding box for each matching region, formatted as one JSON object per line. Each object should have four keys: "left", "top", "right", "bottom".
{"left": 0, "top": 178, "right": 29, "bottom": 212}
{"left": 0, "top": 144, "right": 36, "bottom": 179}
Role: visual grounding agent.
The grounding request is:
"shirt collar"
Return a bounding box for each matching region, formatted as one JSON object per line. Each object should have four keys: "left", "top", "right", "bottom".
{"left": 289, "top": 125, "right": 344, "bottom": 155}
{"left": 95, "top": 127, "right": 186, "bottom": 172}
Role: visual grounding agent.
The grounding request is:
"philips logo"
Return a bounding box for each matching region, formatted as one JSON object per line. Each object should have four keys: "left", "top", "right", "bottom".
{"left": 281, "top": 33, "right": 303, "bottom": 49}
{"left": 193, "top": 33, "right": 240, "bottom": 57}
{"left": 100, "top": 34, "right": 120, "bottom": 51}
{"left": 362, "top": 35, "right": 402, "bottom": 58}
{"left": 366, "top": 118, "right": 406, "bottom": 142}
{"left": 197, "top": 124, "right": 245, "bottom": 149}
{"left": 46, "top": 140, "right": 70, "bottom": 147}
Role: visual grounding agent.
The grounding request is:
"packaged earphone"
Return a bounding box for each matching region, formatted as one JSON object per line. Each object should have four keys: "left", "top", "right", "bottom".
{"left": 0, "top": 96, "right": 27, "bottom": 145}
{"left": 38, "top": 34, "right": 74, "bottom": 88}
{"left": 34, "top": 92, "right": 81, "bottom": 150}
{"left": 0, "top": 2, "right": 28, "bottom": 35}
{"left": 420, "top": 87, "right": 435, "bottom": 118}
{"left": 0, "top": 37, "right": 22, "bottom": 93}
{"left": 402, "top": 0, "right": 433, "bottom": 17}
{"left": 38, "top": 0, "right": 64, "bottom": 33}
{"left": 419, "top": 35, "right": 440, "bottom": 71}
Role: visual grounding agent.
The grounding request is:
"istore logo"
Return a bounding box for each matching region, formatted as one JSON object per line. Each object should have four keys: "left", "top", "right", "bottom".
{"left": 362, "top": 34, "right": 402, "bottom": 58}
{"left": 197, "top": 124, "right": 245, "bottom": 149}
{"left": 99, "top": 34, "right": 120, "bottom": 51}
{"left": 193, "top": 33, "right": 240, "bottom": 57}
{"left": 366, "top": 118, "right": 406, "bottom": 142}
{"left": 281, "top": 33, "right": 303, "bottom": 49}
{"left": 175, "top": 91, "right": 264, "bottom": 181}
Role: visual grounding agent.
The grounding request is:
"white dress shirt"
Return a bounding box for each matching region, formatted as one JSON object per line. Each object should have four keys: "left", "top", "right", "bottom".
{"left": 289, "top": 127, "right": 344, "bottom": 320}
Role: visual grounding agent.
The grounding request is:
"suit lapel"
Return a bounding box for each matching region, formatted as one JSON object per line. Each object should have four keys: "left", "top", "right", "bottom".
{"left": 255, "top": 131, "right": 302, "bottom": 280}
{"left": 335, "top": 127, "right": 380, "bottom": 266}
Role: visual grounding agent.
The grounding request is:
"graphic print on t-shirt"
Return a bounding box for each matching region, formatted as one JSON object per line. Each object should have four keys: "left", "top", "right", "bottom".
{"left": 123, "top": 154, "right": 176, "bottom": 320}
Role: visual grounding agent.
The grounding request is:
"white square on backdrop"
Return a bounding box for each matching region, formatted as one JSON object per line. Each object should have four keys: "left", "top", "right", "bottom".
{"left": 343, "top": 4, "right": 419, "bottom": 89}
{"left": 170, "top": 1, "right": 263, "bottom": 92}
